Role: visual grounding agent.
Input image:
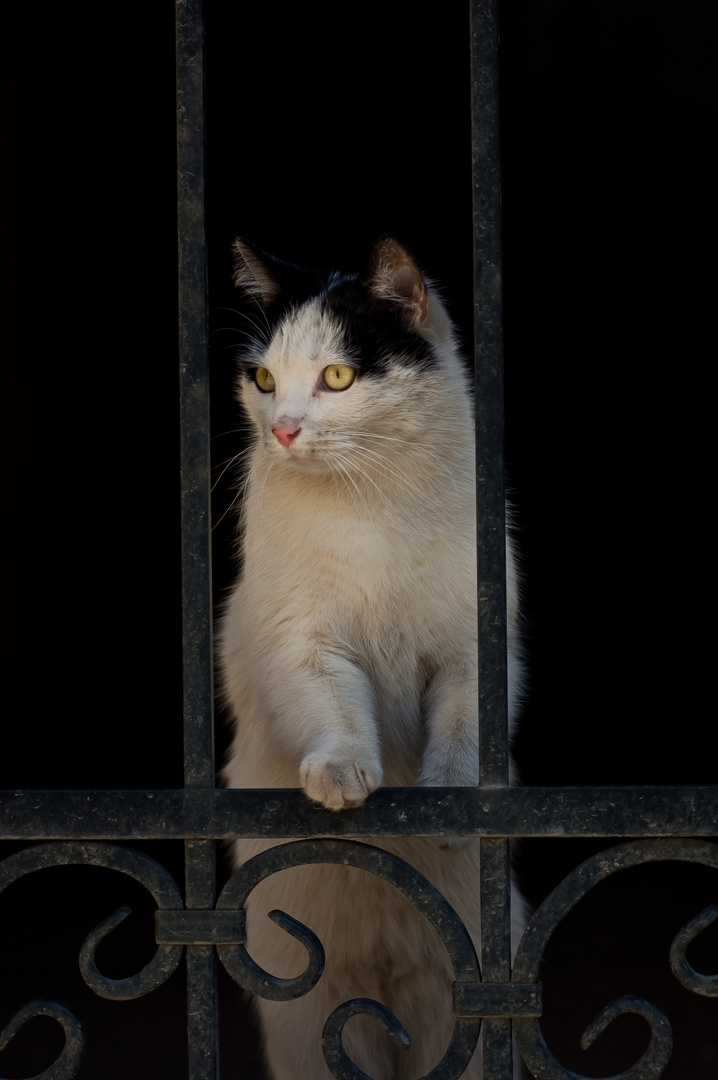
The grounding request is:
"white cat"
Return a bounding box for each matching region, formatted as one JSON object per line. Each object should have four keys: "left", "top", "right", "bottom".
{"left": 220, "top": 237, "right": 525, "bottom": 1079}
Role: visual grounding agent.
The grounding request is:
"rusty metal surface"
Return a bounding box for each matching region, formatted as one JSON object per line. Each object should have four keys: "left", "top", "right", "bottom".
{"left": 1, "top": 787, "right": 716, "bottom": 840}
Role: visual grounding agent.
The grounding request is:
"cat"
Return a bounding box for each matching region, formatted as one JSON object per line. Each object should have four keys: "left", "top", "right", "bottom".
{"left": 219, "top": 236, "right": 525, "bottom": 1080}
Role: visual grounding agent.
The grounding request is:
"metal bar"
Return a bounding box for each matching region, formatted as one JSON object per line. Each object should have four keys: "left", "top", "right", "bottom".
{"left": 471, "top": 0, "right": 509, "bottom": 790}
{"left": 176, "top": 0, "right": 214, "bottom": 788}
{"left": 176, "top": 0, "right": 219, "bottom": 1076}
{"left": 156, "top": 909, "right": 246, "bottom": 945}
{"left": 471, "top": 1, "right": 513, "bottom": 1073}
{"left": 4, "top": 786, "right": 717, "bottom": 839}
{"left": 480, "top": 839, "right": 514, "bottom": 1077}
{"left": 453, "top": 982, "right": 542, "bottom": 1019}
{"left": 184, "top": 840, "right": 219, "bottom": 1080}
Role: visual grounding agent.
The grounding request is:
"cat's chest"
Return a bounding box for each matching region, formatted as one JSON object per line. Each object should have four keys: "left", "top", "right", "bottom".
{"left": 243, "top": 464, "right": 475, "bottom": 643}
{"left": 250, "top": 503, "right": 467, "bottom": 635}
{"left": 255, "top": 503, "right": 418, "bottom": 603}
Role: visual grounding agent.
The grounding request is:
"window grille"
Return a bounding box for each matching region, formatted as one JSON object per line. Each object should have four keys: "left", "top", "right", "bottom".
{"left": 1, "top": 1, "right": 716, "bottom": 1078}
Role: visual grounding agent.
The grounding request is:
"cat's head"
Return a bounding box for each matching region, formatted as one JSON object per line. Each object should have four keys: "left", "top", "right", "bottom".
{"left": 232, "top": 237, "right": 466, "bottom": 475}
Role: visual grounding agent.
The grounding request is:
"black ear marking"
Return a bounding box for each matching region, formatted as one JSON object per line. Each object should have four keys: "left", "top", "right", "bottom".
{"left": 232, "top": 238, "right": 282, "bottom": 306}
{"left": 366, "top": 237, "right": 429, "bottom": 327}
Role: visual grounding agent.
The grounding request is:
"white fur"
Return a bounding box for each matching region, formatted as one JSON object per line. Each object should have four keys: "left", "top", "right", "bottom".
{"left": 220, "top": 249, "right": 525, "bottom": 1079}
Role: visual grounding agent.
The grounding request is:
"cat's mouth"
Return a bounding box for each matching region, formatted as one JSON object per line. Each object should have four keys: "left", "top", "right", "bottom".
{"left": 268, "top": 429, "right": 333, "bottom": 471}
{"left": 275, "top": 442, "right": 320, "bottom": 468}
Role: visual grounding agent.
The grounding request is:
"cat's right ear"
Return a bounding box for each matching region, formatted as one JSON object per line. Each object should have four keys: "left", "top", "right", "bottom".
{"left": 366, "top": 238, "right": 430, "bottom": 328}
{"left": 232, "top": 238, "right": 282, "bottom": 306}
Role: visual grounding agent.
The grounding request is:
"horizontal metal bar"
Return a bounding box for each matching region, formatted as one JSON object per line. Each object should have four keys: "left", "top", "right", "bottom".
{"left": 453, "top": 982, "right": 542, "bottom": 1019}
{"left": 1, "top": 787, "right": 716, "bottom": 840}
{"left": 155, "top": 909, "right": 246, "bottom": 945}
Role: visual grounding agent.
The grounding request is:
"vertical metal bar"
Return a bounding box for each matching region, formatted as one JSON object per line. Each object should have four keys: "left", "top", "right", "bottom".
{"left": 471, "top": 0, "right": 509, "bottom": 787}
{"left": 479, "top": 838, "right": 513, "bottom": 1076}
{"left": 176, "top": 0, "right": 213, "bottom": 781}
{"left": 185, "top": 841, "right": 220, "bottom": 1080}
{"left": 176, "top": 1, "right": 219, "bottom": 1076}
{"left": 471, "top": 1, "right": 513, "bottom": 1076}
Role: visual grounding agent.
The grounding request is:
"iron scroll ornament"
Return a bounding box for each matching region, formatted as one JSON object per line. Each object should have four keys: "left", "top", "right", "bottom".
{"left": 512, "top": 838, "right": 718, "bottom": 1080}
{"left": 0, "top": 838, "right": 540, "bottom": 1080}
{"left": 213, "top": 838, "right": 718, "bottom": 1079}
{"left": 214, "top": 837, "right": 541, "bottom": 1080}
{"left": 0, "top": 841, "right": 184, "bottom": 1079}
{"left": 1, "top": 838, "right": 717, "bottom": 1079}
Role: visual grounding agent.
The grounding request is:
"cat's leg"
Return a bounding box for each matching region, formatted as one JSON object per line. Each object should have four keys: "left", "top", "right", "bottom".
{"left": 418, "top": 665, "right": 479, "bottom": 789}
{"left": 256, "top": 996, "right": 334, "bottom": 1080}
{"left": 296, "top": 654, "right": 382, "bottom": 810}
{"left": 385, "top": 972, "right": 475, "bottom": 1080}
{"left": 253, "top": 647, "right": 383, "bottom": 810}
{"left": 258, "top": 996, "right": 397, "bottom": 1080}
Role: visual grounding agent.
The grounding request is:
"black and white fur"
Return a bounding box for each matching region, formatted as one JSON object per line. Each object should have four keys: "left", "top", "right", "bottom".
{"left": 220, "top": 237, "right": 525, "bottom": 1080}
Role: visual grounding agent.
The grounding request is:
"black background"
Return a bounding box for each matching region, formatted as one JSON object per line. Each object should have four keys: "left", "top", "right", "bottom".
{"left": 1, "top": 2, "right": 716, "bottom": 1077}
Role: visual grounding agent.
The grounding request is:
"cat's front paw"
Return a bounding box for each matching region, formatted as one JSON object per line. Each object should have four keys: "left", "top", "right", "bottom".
{"left": 299, "top": 753, "right": 382, "bottom": 811}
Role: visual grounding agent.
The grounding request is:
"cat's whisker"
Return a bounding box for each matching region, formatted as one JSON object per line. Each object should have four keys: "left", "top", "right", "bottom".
{"left": 213, "top": 305, "right": 250, "bottom": 317}
{"left": 340, "top": 430, "right": 408, "bottom": 446}
{"left": 243, "top": 297, "right": 273, "bottom": 342}
{"left": 212, "top": 444, "right": 252, "bottom": 467}
{"left": 331, "top": 457, "right": 372, "bottom": 517}
{"left": 247, "top": 457, "right": 276, "bottom": 519}
{"left": 211, "top": 446, "right": 260, "bottom": 530}
{"left": 348, "top": 433, "right": 460, "bottom": 487}
{"left": 349, "top": 443, "right": 457, "bottom": 499}
{"left": 340, "top": 441, "right": 397, "bottom": 470}
{"left": 209, "top": 326, "right": 242, "bottom": 341}
{"left": 336, "top": 453, "right": 396, "bottom": 506}
{"left": 215, "top": 457, "right": 264, "bottom": 533}
{"left": 339, "top": 430, "right": 457, "bottom": 484}
{"left": 335, "top": 442, "right": 414, "bottom": 490}
{"left": 365, "top": 439, "right": 454, "bottom": 478}
{"left": 211, "top": 449, "right": 252, "bottom": 493}
{"left": 212, "top": 486, "right": 243, "bottom": 532}
{"left": 353, "top": 459, "right": 450, "bottom": 514}
{"left": 230, "top": 470, "right": 254, "bottom": 525}
{"left": 215, "top": 342, "right": 247, "bottom": 357}
{"left": 211, "top": 427, "right": 251, "bottom": 441}
{"left": 336, "top": 446, "right": 396, "bottom": 488}
{"left": 325, "top": 458, "right": 353, "bottom": 509}
{"left": 212, "top": 304, "right": 271, "bottom": 344}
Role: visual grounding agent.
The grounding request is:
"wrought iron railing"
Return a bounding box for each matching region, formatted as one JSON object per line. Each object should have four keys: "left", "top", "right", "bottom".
{"left": 1, "top": 2, "right": 716, "bottom": 1078}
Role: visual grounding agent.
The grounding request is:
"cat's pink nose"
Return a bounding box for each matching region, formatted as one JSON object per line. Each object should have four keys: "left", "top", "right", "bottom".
{"left": 272, "top": 424, "right": 301, "bottom": 448}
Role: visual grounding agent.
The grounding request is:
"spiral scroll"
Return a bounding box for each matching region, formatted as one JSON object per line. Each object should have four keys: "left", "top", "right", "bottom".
{"left": 322, "top": 998, "right": 412, "bottom": 1080}
{"left": 669, "top": 903, "right": 718, "bottom": 998}
{"left": 0, "top": 1000, "right": 85, "bottom": 1080}
{"left": 512, "top": 838, "right": 718, "bottom": 1080}
{"left": 0, "top": 842, "right": 184, "bottom": 1001}
{"left": 0, "top": 842, "right": 184, "bottom": 1078}
{"left": 216, "top": 838, "right": 485, "bottom": 1079}
{"left": 1, "top": 836, "right": 716, "bottom": 1079}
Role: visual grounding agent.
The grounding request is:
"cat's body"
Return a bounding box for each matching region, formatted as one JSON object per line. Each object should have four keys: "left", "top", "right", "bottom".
{"left": 220, "top": 238, "right": 525, "bottom": 1079}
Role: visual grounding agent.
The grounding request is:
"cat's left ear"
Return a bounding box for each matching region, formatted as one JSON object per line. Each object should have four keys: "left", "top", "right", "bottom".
{"left": 366, "top": 238, "right": 429, "bottom": 328}
{"left": 232, "top": 238, "right": 282, "bottom": 306}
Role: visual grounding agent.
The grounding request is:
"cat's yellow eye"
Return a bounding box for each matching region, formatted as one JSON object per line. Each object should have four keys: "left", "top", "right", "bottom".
{"left": 322, "top": 364, "right": 356, "bottom": 391}
{"left": 255, "top": 367, "right": 276, "bottom": 393}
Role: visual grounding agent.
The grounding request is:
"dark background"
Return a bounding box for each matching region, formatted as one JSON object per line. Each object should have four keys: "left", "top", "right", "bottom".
{"left": 1, "top": 2, "right": 716, "bottom": 1077}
